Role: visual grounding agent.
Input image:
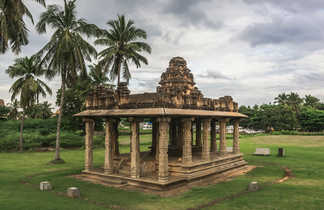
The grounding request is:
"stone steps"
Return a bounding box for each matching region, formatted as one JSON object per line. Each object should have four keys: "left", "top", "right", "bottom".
{"left": 79, "top": 173, "right": 127, "bottom": 187}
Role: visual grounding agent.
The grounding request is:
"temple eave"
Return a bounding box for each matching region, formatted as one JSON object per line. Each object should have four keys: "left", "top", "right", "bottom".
{"left": 74, "top": 108, "right": 248, "bottom": 118}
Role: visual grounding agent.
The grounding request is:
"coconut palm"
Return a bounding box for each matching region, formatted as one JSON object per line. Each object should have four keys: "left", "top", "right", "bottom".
{"left": 88, "top": 64, "right": 113, "bottom": 87}
{"left": 6, "top": 56, "right": 52, "bottom": 151}
{"left": 0, "top": 0, "right": 46, "bottom": 54}
{"left": 35, "top": 0, "right": 99, "bottom": 163}
{"left": 95, "top": 15, "right": 151, "bottom": 85}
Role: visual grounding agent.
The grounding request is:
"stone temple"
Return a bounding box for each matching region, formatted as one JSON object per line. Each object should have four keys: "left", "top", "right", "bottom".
{"left": 75, "top": 57, "right": 248, "bottom": 193}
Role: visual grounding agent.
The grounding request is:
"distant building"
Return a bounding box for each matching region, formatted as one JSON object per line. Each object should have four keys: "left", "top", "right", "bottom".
{"left": 0, "top": 99, "right": 4, "bottom": 106}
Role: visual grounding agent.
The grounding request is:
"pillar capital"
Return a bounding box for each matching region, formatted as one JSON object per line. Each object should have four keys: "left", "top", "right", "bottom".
{"left": 104, "top": 118, "right": 119, "bottom": 123}
{"left": 180, "top": 117, "right": 194, "bottom": 123}
{"left": 156, "top": 117, "right": 171, "bottom": 123}
{"left": 219, "top": 118, "right": 229, "bottom": 123}
{"left": 128, "top": 117, "right": 143, "bottom": 122}
{"left": 201, "top": 118, "right": 211, "bottom": 123}
{"left": 83, "top": 118, "right": 94, "bottom": 123}
{"left": 234, "top": 118, "right": 241, "bottom": 123}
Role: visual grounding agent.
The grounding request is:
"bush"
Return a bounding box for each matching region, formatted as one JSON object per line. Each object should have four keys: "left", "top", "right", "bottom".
{"left": 0, "top": 119, "right": 107, "bottom": 151}
{"left": 272, "top": 130, "right": 324, "bottom": 136}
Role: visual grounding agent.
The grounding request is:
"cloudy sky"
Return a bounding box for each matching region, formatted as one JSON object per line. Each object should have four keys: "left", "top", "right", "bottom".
{"left": 1, "top": 0, "right": 324, "bottom": 106}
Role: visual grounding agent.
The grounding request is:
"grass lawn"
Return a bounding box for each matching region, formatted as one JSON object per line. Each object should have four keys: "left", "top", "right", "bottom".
{"left": 1, "top": 135, "right": 324, "bottom": 210}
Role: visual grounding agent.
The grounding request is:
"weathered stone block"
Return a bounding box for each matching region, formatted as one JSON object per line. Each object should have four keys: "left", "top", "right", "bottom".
{"left": 40, "top": 181, "right": 52, "bottom": 191}
{"left": 226, "top": 147, "right": 233, "bottom": 152}
{"left": 248, "top": 181, "right": 259, "bottom": 192}
{"left": 253, "top": 148, "right": 270, "bottom": 156}
{"left": 67, "top": 187, "right": 80, "bottom": 198}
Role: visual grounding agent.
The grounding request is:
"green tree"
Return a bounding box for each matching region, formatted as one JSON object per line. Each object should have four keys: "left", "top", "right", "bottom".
{"left": 304, "top": 95, "right": 320, "bottom": 108}
{"left": 7, "top": 99, "right": 19, "bottom": 120}
{"left": 299, "top": 107, "right": 324, "bottom": 132}
{"left": 286, "top": 92, "right": 303, "bottom": 114}
{"left": 26, "top": 101, "right": 52, "bottom": 119}
{"left": 0, "top": 0, "right": 46, "bottom": 54}
{"left": 95, "top": 15, "right": 151, "bottom": 85}
{"left": 6, "top": 56, "right": 52, "bottom": 151}
{"left": 88, "top": 64, "right": 112, "bottom": 87}
{"left": 0, "top": 104, "right": 10, "bottom": 119}
{"left": 274, "top": 93, "right": 288, "bottom": 105}
{"left": 36, "top": 0, "right": 99, "bottom": 163}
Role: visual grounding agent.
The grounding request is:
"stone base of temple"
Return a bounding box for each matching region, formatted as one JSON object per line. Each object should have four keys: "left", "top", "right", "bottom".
{"left": 74, "top": 153, "right": 248, "bottom": 195}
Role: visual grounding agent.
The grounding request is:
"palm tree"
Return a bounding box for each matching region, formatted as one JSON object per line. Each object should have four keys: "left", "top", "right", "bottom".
{"left": 8, "top": 99, "right": 19, "bottom": 120}
{"left": 274, "top": 93, "right": 288, "bottom": 105}
{"left": 88, "top": 64, "right": 114, "bottom": 87}
{"left": 26, "top": 101, "right": 52, "bottom": 119}
{"left": 35, "top": 0, "right": 99, "bottom": 163}
{"left": 95, "top": 15, "right": 151, "bottom": 85}
{"left": 6, "top": 56, "right": 52, "bottom": 151}
{"left": 0, "top": 0, "right": 46, "bottom": 54}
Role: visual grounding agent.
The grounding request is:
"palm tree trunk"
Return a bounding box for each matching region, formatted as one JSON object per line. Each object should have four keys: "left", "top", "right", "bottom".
{"left": 54, "top": 79, "right": 65, "bottom": 161}
{"left": 117, "top": 57, "right": 121, "bottom": 86}
{"left": 19, "top": 114, "right": 24, "bottom": 152}
{"left": 117, "top": 65, "right": 121, "bottom": 86}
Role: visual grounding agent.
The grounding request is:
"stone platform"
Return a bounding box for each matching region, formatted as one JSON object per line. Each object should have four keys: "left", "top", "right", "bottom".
{"left": 77, "top": 152, "right": 247, "bottom": 192}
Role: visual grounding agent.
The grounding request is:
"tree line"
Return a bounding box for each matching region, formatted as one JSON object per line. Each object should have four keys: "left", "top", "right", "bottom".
{"left": 0, "top": 0, "right": 151, "bottom": 163}
{"left": 239, "top": 93, "right": 324, "bottom": 132}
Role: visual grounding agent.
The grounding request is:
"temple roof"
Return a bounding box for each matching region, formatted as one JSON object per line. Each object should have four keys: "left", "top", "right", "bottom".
{"left": 75, "top": 57, "right": 247, "bottom": 118}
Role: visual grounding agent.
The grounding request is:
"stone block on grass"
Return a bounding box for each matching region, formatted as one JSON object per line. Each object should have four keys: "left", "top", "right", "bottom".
{"left": 67, "top": 187, "right": 80, "bottom": 198}
{"left": 40, "top": 181, "right": 52, "bottom": 191}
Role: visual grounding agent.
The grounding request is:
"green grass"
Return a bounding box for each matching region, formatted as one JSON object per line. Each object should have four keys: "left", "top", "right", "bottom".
{"left": 1, "top": 135, "right": 324, "bottom": 210}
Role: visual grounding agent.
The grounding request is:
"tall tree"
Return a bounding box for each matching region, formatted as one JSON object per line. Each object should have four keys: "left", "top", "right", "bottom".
{"left": 6, "top": 56, "right": 52, "bottom": 151}
{"left": 304, "top": 95, "right": 320, "bottom": 108}
{"left": 88, "top": 64, "right": 109, "bottom": 86}
{"left": 0, "top": 0, "right": 46, "bottom": 54}
{"left": 36, "top": 0, "right": 99, "bottom": 163}
{"left": 95, "top": 15, "right": 151, "bottom": 85}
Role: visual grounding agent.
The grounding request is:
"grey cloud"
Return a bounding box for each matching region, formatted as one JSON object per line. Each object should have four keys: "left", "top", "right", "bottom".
{"left": 163, "top": 0, "right": 222, "bottom": 29}
{"left": 239, "top": 14, "right": 324, "bottom": 47}
{"left": 197, "top": 70, "right": 231, "bottom": 80}
{"left": 294, "top": 72, "right": 324, "bottom": 87}
{"left": 243, "top": 0, "right": 324, "bottom": 13}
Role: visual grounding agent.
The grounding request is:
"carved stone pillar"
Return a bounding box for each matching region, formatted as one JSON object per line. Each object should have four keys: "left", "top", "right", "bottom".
{"left": 233, "top": 119, "right": 240, "bottom": 154}
{"left": 111, "top": 119, "right": 120, "bottom": 156}
{"left": 157, "top": 117, "right": 170, "bottom": 183}
{"left": 152, "top": 119, "right": 157, "bottom": 155}
{"left": 191, "top": 124, "right": 194, "bottom": 146}
{"left": 170, "top": 120, "right": 177, "bottom": 146}
{"left": 155, "top": 121, "right": 160, "bottom": 161}
{"left": 104, "top": 118, "right": 114, "bottom": 174}
{"left": 182, "top": 118, "right": 193, "bottom": 164}
{"left": 196, "top": 119, "right": 202, "bottom": 146}
{"left": 177, "top": 122, "right": 183, "bottom": 153}
{"left": 129, "top": 118, "right": 140, "bottom": 178}
{"left": 84, "top": 118, "right": 94, "bottom": 171}
{"left": 219, "top": 118, "right": 227, "bottom": 155}
{"left": 202, "top": 119, "right": 211, "bottom": 160}
{"left": 210, "top": 119, "right": 217, "bottom": 154}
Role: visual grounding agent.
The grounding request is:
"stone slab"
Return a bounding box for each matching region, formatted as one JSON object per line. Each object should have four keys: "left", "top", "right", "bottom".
{"left": 74, "top": 108, "right": 247, "bottom": 118}
{"left": 253, "top": 148, "right": 271, "bottom": 156}
{"left": 67, "top": 187, "right": 80, "bottom": 198}
{"left": 226, "top": 147, "right": 233, "bottom": 152}
{"left": 40, "top": 181, "right": 52, "bottom": 191}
